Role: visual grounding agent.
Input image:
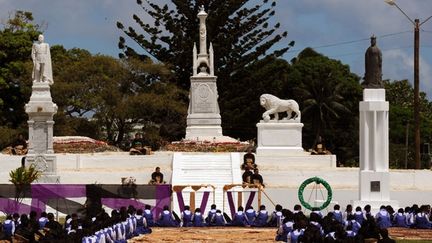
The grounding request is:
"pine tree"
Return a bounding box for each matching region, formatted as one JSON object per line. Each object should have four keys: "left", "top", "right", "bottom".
{"left": 117, "top": 0, "right": 294, "bottom": 91}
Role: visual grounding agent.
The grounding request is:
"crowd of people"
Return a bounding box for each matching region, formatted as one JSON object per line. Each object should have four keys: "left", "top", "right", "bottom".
{"left": 1, "top": 202, "right": 432, "bottom": 242}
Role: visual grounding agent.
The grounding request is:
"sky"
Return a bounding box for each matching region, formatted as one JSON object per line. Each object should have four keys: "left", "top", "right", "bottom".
{"left": 1, "top": 0, "right": 432, "bottom": 98}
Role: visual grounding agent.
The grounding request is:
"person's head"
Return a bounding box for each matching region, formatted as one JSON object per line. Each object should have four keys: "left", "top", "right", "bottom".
{"left": 29, "top": 211, "right": 37, "bottom": 219}
{"left": 355, "top": 206, "right": 362, "bottom": 212}
{"left": 371, "top": 35, "right": 376, "bottom": 46}
{"left": 155, "top": 167, "right": 160, "bottom": 173}
{"left": 6, "top": 215, "right": 12, "bottom": 220}
{"left": 275, "top": 204, "right": 282, "bottom": 212}
{"left": 294, "top": 204, "right": 302, "bottom": 211}
{"left": 155, "top": 175, "right": 161, "bottom": 183}
{"left": 405, "top": 206, "right": 411, "bottom": 213}
{"left": 163, "top": 205, "right": 169, "bottom": 211}
{"left": 380, "top": 228, "right": 390, "bottom": 239}
{"left": 246, "top": 205, "right": 253, "bottom": 210}
{"left": 380, "top": 205, "right": 386, "bottom": 211}
{"left": 364, "top": 204, "right": 371, "bottom": 212}
{"left": 13, "top": 213, "right": 19, "bottom": 220}
{"left": 137, "top": 209, "right": 143, "bottom": 215}
{"left": 245, "top": 175, "right": 251, "bottom": 183}
{"left": 135, "top": 133, "right": 141, "bottom": 139}
{"left": 145, "top": 205, "right": 151, "bottom": 210}
{"left": 184, "top": 205, "right": 190, "bottom": 211}
{"left": 398, "top": 208, "right": 404, "bottom": 214}
{"left": 211, "top": 204, "right": 216, "bottom": 210}
{"left": 194, "top": 208, "right": 201, "bottom": 213}
{"left": 259, "top": 205, "right": 266, "bottom": 211}
{"left": 334, "top": 204, "right": 340, "bottom": 211}
{"left": 254, "top": 168, "right": 259, "bottom": 174}
{"left": 41, "top": 212, "right": 47, "bottom": 218}
{"left": 216, "top": 210, "right": 221, "bottom": 214}
{"left": 238, "top": 206, "right": 244, "bottom": 212}
{"left": 247, "top": 147, "right": 253, "bottom": 153}
{"left": 346, "top": 204, "right": 352, "bottom": 212}
{"left": 47, "top": 213, "right": 54, "bottom": 221}
{"left": 38, "top": 34, "right": 44, "bottom": 43}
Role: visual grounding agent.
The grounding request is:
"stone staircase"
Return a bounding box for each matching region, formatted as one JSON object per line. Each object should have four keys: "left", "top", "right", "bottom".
{"left": 171, "top": 152, "right": 242, "bottom": 214}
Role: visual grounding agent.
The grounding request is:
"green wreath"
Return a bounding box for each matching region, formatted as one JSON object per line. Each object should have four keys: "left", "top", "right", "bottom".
{"left": 298, "top": 177, "right": 332, "bottom": 211}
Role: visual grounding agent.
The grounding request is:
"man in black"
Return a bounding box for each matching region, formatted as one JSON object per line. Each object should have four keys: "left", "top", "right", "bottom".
{"left": 130, "top": 133, "right": 147, "bottom": 155}
{"left": 151, "top": 167, "right": 164, "bottom": 184}
{"left": 251, "top": 168, "right": 264, "bottom": 187}
{"left": 242, "top": 167, "right": 253, "bottom": 184}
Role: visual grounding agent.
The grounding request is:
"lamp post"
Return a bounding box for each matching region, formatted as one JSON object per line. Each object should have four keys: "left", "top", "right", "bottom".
{"left": 385, "top": 0, "right": 432, "bottom": 169}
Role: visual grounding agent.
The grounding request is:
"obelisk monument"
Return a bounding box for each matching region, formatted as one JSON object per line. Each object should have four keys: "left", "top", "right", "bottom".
{"left": 185, "top": 6, "right": 225, "bottom": 141}
{"left": 25, "top": 34, "right": 59, "bottom": 182}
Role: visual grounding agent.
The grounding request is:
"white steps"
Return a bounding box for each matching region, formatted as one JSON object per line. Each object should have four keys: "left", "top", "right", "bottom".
{"left": 171, "top": 152, "right": 242, "bottom": 214}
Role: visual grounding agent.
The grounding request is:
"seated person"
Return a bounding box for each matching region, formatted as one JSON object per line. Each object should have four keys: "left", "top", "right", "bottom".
{"left": 181, "top": 206, "right": 193, "bottom": 227}
{"left": 231, "top": 206, "right": 248, "bottom": 226}
{"left": 129, "top": 133, "right": 147, "bottom": 155}
{"left": 149, "top": 167, "right": 165, "bottom": 184}
{"left": 253, "top": 205, "right": 269, "bottom": 227}
{"left": 157, "top": 205, "right": 178, "bottom": 227}
{"left": 11, "top": 134, "right": 28, "bottom": 155}
{"left": 242, "top": 168, "right": 253, "bottom": 184}
{"left": 250, "top": 168, "right": 264, "bottom": 187}
{"left": 210, "top": 210, "right": 225, "bottom": 226}
{"left": 192, "top": 208, "right": 205, "bottom": 227}
{"left": 241, "top": 147, "right": 257, "bottom": 170}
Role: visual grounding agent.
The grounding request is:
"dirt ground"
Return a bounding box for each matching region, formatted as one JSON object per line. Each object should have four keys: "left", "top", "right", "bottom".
{"left": 129, "top": 227, "right": 432, "bottom": 242}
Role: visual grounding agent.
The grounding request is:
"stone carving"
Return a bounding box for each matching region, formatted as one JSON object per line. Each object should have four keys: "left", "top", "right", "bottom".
{"left": 31, "top": 34, "right": 53, "bottom": 84}
{"left": 260, "top": 94, "right": 300, "bottom": 122}
{"left": 362, "top": 35, "right": 383, "bottom": 88}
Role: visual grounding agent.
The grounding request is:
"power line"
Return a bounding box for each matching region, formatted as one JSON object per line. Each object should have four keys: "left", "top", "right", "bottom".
{"left": 330, "top": 46, "right": 413, "bottom": 58}
{"left": 286, "top": 30, "right": 412, "bottom": 54}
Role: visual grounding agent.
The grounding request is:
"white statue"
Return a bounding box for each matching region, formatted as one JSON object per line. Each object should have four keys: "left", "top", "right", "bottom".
{"left": 260, "top": 94, "right": 301, "bottom": 122}
{"left": 31, "top": 34, "right": 53, "bottom": 84}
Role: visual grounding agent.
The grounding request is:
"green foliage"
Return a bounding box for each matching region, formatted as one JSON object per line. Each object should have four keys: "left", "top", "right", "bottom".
{"left": 9, "top": 164, "right": 40, "bottom": 185}
{"left": 50, "top": 45, "right": 187, "bottom": 145}
{"left": 0, "top": 11, "right": 40, "bottom": 129}
{"left": 118, "top": 0, "right": 292, "bottom": 88}
{"left": 385, "top": 79, "right": 432, "bottom": 168}
{"left": 0, "top": 126, "right": 24, "bottom": 149}
{"left": 288, "top": 48, "right": 362, "bottom": 163}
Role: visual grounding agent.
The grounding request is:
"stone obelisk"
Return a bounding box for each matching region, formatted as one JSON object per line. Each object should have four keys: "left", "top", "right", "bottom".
{"left": 353, "top": 36, "right": 397, "bottom": 209}
{"left": 185, "top": 6, "right": 223, "bottom": 141}
{"left": 25, "top": 34, "right": 59, "bottom": 183}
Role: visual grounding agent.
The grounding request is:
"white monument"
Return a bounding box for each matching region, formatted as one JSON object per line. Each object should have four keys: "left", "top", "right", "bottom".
{"left": 256, "top": 94, "right": 304, "bottom": 156}
{"left": 185, "top": 6, "right": 234, "bottom": 142}
{"left": 353, "top": 37, "right": 397, "bottom": 209}
{"left": 25, "top": 34, "right": 59, "bottom": 182}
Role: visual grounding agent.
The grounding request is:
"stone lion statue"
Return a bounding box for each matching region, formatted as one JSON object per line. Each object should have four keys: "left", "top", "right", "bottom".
{"left": 260, "top": 94, "right": 301, "bottom": 122}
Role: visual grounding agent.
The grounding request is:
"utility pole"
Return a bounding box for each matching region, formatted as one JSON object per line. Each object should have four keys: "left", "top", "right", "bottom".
{"left": 414, "top": 19, "right": 420, "bottom": 169}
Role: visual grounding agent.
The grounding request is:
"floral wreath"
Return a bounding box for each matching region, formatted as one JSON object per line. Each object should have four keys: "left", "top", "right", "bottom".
{"left": 298, "top": 177, "right": 332, "bottom": 211}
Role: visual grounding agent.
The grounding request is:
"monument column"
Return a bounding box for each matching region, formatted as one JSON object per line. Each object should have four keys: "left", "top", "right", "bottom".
{"left": 186, "top": 6, "right": 234, "bottom": 141}
{"left": 354, "top": 36, "right": 397, "bottom": 209}
{"left": 25, "top": 34, "right": 59, "bottom": 182}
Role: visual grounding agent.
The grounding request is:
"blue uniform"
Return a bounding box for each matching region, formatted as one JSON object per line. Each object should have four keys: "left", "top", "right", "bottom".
{"left": 206, "top": 209, "right": 216, "bottom": 224}
{"left": 345, "top": 220, "right": 361, "bottom": 233}
{"left": 254, "top": 210, "right": 269, "bottom": 227}
{"left": 181, "top": 210, "right": 193, "bottom": 227}
{"left": 157, "top": 210, "right": 178, "bottom": 227}
{"left": 376, "top": 210, "right": 392, "bottom": 229}
{"left": 415, "top": 213, "right": 431, "bottom": 229}
{"left": 393, "top": 213, "right": 408, "bottom": 227}
{"left": 333, "top": 210, "right": 343, "bottom": 224}
{"left": 245, "top": 209, "right": 256, "bottom": 225}
{"left": 143, "top": 209, "right": 155, "bottom": 227}
{"left": 288, "top": 229, "right": 304, "bottom": 243}
{"left": 211, "top": 213, "right": 225, "bottom": 226}
{"left": 192, "top": 212, "right": 205, "bottom": 227}
{"left": 2, "top": 219, "right": 15, "bottom": 238}
{"left": 354, "top": 211, "right": 365, "bottom": 225}
{"left": 135, "top": 215, "right": 152, "bottom": 234}
{"left": 231, "top": 211, "right": 248, "bottom": 226}
{"left": 269, "top": 211, "right": 283, "bottom": 227}
{"left": 38, "top": 217, "right": 48, "bottom": 229}
{"left": 275, "top": 221, "right": 293, "bottom": 242}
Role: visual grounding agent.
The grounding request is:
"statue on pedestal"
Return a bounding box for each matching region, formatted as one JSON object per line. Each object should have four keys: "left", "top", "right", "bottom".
{"left": 362, "top": 36, "right": 383, "bottom": 89}
{"left": 260, "top": 94, "right": 301, "bottom": 122}
{"left": 31, "top": 34, "right": 53, "bottom": 84}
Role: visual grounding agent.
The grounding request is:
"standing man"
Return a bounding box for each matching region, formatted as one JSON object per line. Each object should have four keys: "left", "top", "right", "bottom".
{"left": 31, "top": 34, "right": 53, "bottom": 84}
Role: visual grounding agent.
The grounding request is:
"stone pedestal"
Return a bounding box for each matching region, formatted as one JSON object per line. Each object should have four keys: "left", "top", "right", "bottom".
{"left": 25, "top": 82, "right": 59, "bottom": 182}
{"left": 256, "top": 120, "right": 304, "bottom": 156}
{"left": 186, "top": 74, "right": 223, "bottom": 140}
{"left": 353, "top": 89, "right": 397, "bottom": 209}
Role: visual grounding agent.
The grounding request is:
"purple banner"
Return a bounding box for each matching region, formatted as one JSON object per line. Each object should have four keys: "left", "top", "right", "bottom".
{"left": 176, "top": 191, "right": 185, "bottom": 212}
{"left": 245, "top": 191, "right": 256, "bottom": 209}
{"left": 226, "top": 191, "right": 236, "bottom": 218}
{"left": 199, "top": 191, "right": 210, "bottom": 214}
